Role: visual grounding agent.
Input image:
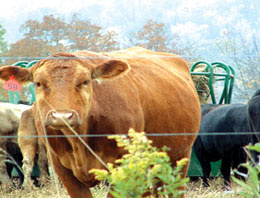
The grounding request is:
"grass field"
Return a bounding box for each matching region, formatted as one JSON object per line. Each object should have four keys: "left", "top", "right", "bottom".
{"left": 0, "top": 177, "right": 244, "bottom": 198}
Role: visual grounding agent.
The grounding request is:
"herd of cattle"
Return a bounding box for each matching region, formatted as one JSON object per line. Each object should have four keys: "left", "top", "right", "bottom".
{"left": 0, "top": 47, "right": 258, "bottom": 197}
{"left": 0, "top": 101, "right": 49, "bottom": 188}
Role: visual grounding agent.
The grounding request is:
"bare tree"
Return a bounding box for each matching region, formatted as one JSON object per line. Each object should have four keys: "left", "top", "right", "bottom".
{"left": 216, "top": 28, "right": 260, "bottom": 101}
{"left": 129, "top": 19, "right": 199, "bottom": 64}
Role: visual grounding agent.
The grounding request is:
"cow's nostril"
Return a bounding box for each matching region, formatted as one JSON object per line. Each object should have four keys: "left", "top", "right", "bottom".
{"left": 51, "top": 112, "right": 73, "bottom": 120}
{"left": 46, "top": 110, "right": 79, "bottom": 127}
{"left": 50, "top": 112, "right": 59, "bottom": 119}
{"left": 65, "top": 112, "right": 73, "bottom": 119}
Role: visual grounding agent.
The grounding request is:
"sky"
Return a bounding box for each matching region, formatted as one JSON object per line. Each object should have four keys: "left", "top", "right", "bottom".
{"left": 0, "top": 0, "right": 259, "bottom": 61}
{"left": 1, "top": 0, "right": 257, "bottom": 44}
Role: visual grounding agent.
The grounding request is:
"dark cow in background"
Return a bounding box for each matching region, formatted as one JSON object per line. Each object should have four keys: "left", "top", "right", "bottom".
{"left": 0, "top": 47, "right": 201, "bottom": 198}
{"left": 193, "top": 89, "right": 260, "bottom": 188}
{"left": 0, "top": 102, "right": 30, "bottom": 187}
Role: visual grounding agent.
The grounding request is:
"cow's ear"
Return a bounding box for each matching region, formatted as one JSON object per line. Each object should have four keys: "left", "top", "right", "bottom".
{"left": 0, "top": 66, "right": 32, "bottom": 83}
{"left": 91, "top": 60, "right": 130, "bottom": 82}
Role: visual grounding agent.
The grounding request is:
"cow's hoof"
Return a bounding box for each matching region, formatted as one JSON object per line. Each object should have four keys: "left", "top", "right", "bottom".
{"left": 222, "top": 185, "right": 232, "bottom": 191}
{"left": 202, "top": 180, "right": 210, "bottom": 187}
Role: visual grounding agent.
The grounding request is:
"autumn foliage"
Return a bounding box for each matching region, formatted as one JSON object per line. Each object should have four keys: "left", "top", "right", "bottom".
{"left": 2, "top": 15, "right": 119, "bottom": 65}
{"left": 0, "top": 15, "right": 199, "bottom": 66}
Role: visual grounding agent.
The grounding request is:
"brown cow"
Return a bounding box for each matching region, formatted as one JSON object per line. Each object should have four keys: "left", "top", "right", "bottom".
{"left": 0, "top": 47, "right": 201, "bottom": 198}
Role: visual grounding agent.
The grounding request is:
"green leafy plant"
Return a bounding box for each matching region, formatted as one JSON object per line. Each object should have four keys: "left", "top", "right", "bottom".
{"left": 89, "top": 128, "right": 189, "bottom": 198}
{"left": 232, "top": 143, "right": 260, "bottom": 197}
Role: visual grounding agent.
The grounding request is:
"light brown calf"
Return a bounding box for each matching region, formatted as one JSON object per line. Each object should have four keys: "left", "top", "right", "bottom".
{"left": 18, "top": 107, "right": 51, "bottom": 189}
{"left": 0, "top": 102, "right": 30, "bottom": 186}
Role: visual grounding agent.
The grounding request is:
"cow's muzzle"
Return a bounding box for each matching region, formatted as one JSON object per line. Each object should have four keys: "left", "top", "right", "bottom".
{"left": 45, "top": 110, "right": 80, "bottom": 129}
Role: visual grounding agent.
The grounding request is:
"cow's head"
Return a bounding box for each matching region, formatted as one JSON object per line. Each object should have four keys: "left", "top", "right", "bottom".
{"left": 0, "top": 53, "right": 129, "bottom": 131}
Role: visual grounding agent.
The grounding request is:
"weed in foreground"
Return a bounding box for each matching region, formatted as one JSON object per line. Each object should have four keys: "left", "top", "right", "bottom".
{"left": 232, "top": 143, "right": 260, "bottom": 198}
{"left": 90, "top": 128, "right": 189, "bottom": 198}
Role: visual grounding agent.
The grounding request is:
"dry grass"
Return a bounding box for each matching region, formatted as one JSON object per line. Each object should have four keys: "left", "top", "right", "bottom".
{"left": 186, "top": 178, "right": 244, "bottom": 198}
{"left": 0, "top": 177, "right": 245, "bottom": 198}
{"left": 191, "top": 65, "right": 211, "bottom": 105}
{"left": 0, "top": 180, "right": 69, "bottom": 198}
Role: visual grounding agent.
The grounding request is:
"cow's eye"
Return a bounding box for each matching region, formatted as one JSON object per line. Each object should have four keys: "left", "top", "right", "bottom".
{"left": 35, "top": 82, "right": 41, "bottom": 87}
{"left": 76, "top": 80, "right": 89, "bottom": 89}
{"left": 83, "top": 80, "right": 89, "bottom": 85}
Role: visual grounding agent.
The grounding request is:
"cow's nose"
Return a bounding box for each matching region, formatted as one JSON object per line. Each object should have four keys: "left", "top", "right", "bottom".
{"left": 45, "top": 110, "right": 79, "bottom": 128}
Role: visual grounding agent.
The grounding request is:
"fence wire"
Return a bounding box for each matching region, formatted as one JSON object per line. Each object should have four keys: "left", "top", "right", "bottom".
{"left": 1, "top": 55, "right": 260, "bottom": 60}
{"left": 1, "top": 132, "right": 260, "bottom": 139}
{"left": 0, "top": 55, "right": 259, "bottom": 139}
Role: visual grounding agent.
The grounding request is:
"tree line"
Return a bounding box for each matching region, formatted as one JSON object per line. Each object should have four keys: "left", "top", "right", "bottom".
{"left": 0, "top": 14, "right": 197, "bottom": 65}
{"left": 0, "top": 14, "right": 259, "bottom": 101}
{"left": 0, "top": 14, "right": 199, "bottom": 102}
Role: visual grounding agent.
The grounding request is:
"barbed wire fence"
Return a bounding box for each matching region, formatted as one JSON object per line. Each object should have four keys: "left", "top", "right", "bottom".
{"left": 1, "top": 132, "right": 260, "bottom": 139}
{"left": 0, "top": 55, "right": 257, "bottom": 140}
{"left": 0, "top": 53, "right": 259, "bottom": 189}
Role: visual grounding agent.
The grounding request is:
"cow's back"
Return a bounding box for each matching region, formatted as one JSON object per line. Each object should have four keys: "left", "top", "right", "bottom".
{"left": 0, "top": 102, "right": 31, "bottom": 135}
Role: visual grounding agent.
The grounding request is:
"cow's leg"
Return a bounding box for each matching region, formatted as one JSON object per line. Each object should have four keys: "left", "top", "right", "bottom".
{"left": 37, "top": 140, "right": 61, "bottom": 188}
{"left": 5, "top": 141, "right": 24, "bottom": 188}
{"left": 193, "top": 137, "right": 212, "bottom": 187}
{"left": 233, "top": 148, "right": 247, "bottom": 181}
{"left": 0, "top": 162, "right": 12, "bottom": 186}
{"left": 198, "top": 158, "right": 211, "bottom": 187}
{"left": 37, "top": 140, "right": 49, "bottom": 186}
{"left": 221, "top": 154, "right": 232, "bottom": 189}
{"left": 51, "top": 153, "right": 92, "bottom": 198}
{"left": 194, "top": 149, "right": 211, "bottom": 187}
{"left": 20, "top": 145, "right": 37, "bottom": 189}
{"left": 17, "top": 109, "right": 38, "bottom": 189}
